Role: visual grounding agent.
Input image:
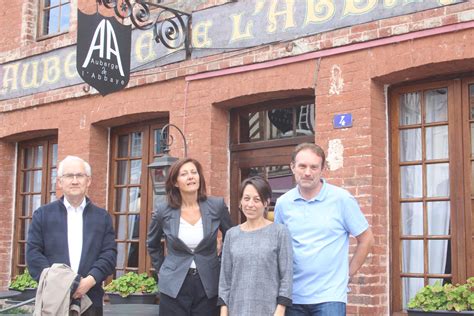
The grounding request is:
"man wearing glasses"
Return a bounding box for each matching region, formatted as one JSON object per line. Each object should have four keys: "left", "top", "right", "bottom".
{"left": 27, "top": 155, "right": 117, "bottom": 316}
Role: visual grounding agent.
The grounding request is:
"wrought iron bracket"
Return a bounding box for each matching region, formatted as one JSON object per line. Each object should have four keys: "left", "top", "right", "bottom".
{"left": 97, "top": 0, "right": 191, "bottom": 56}
{"left": 160, "top": 123, "right": 188, "bottom": 157}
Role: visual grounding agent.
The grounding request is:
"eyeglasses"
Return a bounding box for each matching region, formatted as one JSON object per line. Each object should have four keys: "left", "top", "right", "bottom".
{"left": 61, "top": 173, "right": 88, "bottom": 181}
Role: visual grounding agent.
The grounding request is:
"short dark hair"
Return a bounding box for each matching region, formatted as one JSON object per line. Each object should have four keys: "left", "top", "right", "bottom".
{"left": 291, "top": 143, "right": 326, "bottom": 167}
{"left": 240, "top": 176, "right": 272, "bottom": 216}
{"left": 165, "top": 158, "right": 207, "bottom": 209}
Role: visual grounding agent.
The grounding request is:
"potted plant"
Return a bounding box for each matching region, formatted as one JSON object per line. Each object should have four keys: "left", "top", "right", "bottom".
{"left": 8, "top": 268, "right": 38, "bottom": 301}
{"left": 104, "top": 272, "right": 157, "bottom": 304}
{"left": 407, "top": 277, "right": 474, "bottom": 315}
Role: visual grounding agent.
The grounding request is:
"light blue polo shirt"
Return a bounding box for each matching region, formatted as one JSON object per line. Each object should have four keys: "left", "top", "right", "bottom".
{"left": 274, "top": 179, "right": 369, "bottom": 304}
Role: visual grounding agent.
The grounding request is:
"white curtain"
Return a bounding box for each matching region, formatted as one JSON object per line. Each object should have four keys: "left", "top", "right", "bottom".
{"left": 400, "top": 90, "right": 450, "bottom": 308}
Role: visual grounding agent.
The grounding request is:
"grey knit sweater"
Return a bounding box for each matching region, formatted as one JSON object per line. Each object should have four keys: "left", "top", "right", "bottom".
{"left": 218, "top": 223, "right": 293, "bottom": 316}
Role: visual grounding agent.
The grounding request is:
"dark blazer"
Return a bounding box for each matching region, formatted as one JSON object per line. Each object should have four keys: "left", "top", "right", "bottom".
{"left": 26, "top": 197, "right": 117, "bottom": 307}
{"left": 147, "top": 196, "right": 233, "bottom": 299}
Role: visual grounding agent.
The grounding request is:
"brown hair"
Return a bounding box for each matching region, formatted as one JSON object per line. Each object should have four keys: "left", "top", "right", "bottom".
{"left": 291, "top": 143, "right": 326, "bottom": 168}
{"left": 240, "top": 176, "right": 272, "bottom": 216}
{"left": 165, "top": 158, "right": 207, "bottom": 208}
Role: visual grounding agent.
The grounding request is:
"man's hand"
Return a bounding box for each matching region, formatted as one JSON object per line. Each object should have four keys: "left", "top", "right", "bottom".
{"left": 73, "top": 275, "right": 96, "bottom": 299}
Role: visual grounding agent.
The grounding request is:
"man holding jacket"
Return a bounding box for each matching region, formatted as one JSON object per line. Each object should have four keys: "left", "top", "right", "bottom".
{"left": 27, "top": 155, "right": 117, "bottom": 316}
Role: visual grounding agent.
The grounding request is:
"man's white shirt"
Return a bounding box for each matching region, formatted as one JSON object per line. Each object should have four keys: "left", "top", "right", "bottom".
{"left": 64, "top": 197, "right": 85, "bottom": 273}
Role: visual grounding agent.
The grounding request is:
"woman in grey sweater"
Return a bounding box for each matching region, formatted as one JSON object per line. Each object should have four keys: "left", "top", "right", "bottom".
{"left": 218, "top": 176, "right": 293, "bottom": 316}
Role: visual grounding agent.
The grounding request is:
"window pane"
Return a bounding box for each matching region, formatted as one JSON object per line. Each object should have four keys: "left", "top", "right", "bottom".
{"left": 130, "top": 132, "right": 142, "bottom": 157}
{"left": 428, "top": 240, "right": 450, "bottom": 274}
{"left": 117, "top": 161, "right": 128, "bottom": 185}
{"left": 402, "top": 277, "right": 424, "bottom": 310}
{"left": 399, "top": 128, "right": 421, "bottom": 162}
{"left": 427, "top": 201, "right": 450, "bottom": 235}
{"left": 20, "top": 219, "right": 30, "bottom": 240}
{"left": 46, "top": 0, "right": 59, "bottom": 6}
{"left": 115, "top": 188, "right": 127, "bottom": 212}
{"left": 426, "top": 126, "right": 448, "bottom": 160}
{"left": 118, "top": 135, "right": 129, "bottom": 158}
{"left": 60, "top": 3, "right": 70, "bottom": 32}
{"left": 470, "top": 84, "right": 474, "bottom": 119}
{"left": 400, "top": 165, "right": 423, "bottom": 198}
{"left": 267, "top": 165, "right": 293, "bottom": 205}
{"left": 400, "top": 92, "right": 421, "bottom": 126}
{"left": 24, "top": 148, "right": 33, "bottom": 168}
{"left": 129, "top": 188, "right": 140, "bottom": 213}
{"left": 471, "top": 123, "right": 474, "bottom": 156}
{"left": 52, "top": 144, "right": 58, "bottom": 167}
{"left": 127, "top": 241, "right": 139, "bottom": 268}
{"left": 268, "top": 108, "right": 294, "bottom": 139}
{"left": 32, "top": 194, "right": 41, "bottom": 212}
{"left": 22, "top": 196, "right": 30, "bottom": 216}
{"left": 18, "top": 243, "right": 26, "bottom": 265}
{"left": 50, "top": 168, "right": 57, "bottom": 191}
{"left": 425, "top": 88, "right": 448, "bottom": 123}
{"left": 35, "top": 146, "right": 43, "bottom": 167}
{"left": 129, "top": 215, "right": 140, "bottom": 240}
{"left": 33, "top": 170, "right": 42, "bottom": 192}
{"left": 402, "top": 240, "right": 424, "bottom": 273}
{"left": 116, "top": 243, "right": 126, "bottom": 269}
{"left": 248, "top": 112, "right": 263, "bottom": 142}
{"left": 23, "top": 171, "right": 32, "bottom": 193}
{"left": 130, "top": 160, "right": 142, "bottom": 185}
{"left": 401, "top": 202, "right": 423, "bottom": 235}
{"left": 295, "top": 103, "right": 315, "bottom": 136}
{"left": 426, "top": 163, "right": 449, "bottom": 198}
{"left": 49, "top": 7, "right": 60, "bottom": 34}
{"left": 115, "top": 216, "right": 127, "bottom": 240}
{"left": 154, "top": 128, "right": 168, "bottom": 155}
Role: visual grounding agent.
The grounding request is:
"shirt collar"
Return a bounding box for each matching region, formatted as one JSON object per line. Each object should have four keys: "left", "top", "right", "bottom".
{"left": 63, "top": 197, "right": 86, "bottom": 212}
{"left": 293, "top": 178, "right": 328, "bottom": 202}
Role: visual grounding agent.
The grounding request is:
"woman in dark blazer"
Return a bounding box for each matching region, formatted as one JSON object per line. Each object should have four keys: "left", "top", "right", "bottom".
{"left": 147, "top": 157, "right": 233, "bottom": 316}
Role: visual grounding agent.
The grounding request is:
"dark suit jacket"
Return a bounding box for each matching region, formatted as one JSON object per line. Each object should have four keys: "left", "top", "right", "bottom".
{"left": 147, "top": 196, "right": 233, "bottom": 299}
{"left": 26, "top": 197, "right": 117, "bottom": 307}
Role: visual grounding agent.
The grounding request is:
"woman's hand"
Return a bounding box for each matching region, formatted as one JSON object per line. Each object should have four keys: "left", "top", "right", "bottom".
{"left": 273, "top": 304, "right": 286, "bottom": 316}
{"left": 220, "top": 305, "right": 228, "bottom": 316}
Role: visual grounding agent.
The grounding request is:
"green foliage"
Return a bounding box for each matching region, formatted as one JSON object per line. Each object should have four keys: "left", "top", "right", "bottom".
{"left": 9, "top": 269, "right": 38, "bottom": 291}
{"left": 104, "top": 272, "right": 157, "bottom": 298}
{"left": 408, "top": 277, "right": 474, "bottom": 312}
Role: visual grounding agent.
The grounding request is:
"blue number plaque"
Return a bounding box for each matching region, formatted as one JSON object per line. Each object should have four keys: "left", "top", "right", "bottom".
{"left": 333, "top": 113, "right": 353, "bottom": 129}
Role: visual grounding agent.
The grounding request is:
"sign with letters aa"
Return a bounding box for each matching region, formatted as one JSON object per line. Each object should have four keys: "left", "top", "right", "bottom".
{"left": 333, "top": 113, "right": 353, "bottom": 129}
{"left": 76, "top": 11, "right": 131, "bottom": 96}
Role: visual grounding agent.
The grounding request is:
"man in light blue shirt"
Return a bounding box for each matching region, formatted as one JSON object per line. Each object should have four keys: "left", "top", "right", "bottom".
{"left": 275, "top": 143, "right": 374, "bottom": 316}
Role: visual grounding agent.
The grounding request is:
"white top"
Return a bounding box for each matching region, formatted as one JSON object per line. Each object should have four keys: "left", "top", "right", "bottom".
{"left": 178, "top": 217, "right": 203, "bottom": 269}
{"left": 64, "top": 197, "right": 86, "bottom": 273}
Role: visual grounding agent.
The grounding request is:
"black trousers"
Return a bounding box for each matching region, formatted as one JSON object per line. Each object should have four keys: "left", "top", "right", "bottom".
{"left": 81, "top": 306, "right": 103, "bottom": 316}
{"left": 159, "top": 272, "right": 218, "bottom": 316}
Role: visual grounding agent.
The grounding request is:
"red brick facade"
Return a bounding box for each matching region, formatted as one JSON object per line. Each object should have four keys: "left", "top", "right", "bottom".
{"left": 1, "top": 1, "right": 473, "bottom": 314}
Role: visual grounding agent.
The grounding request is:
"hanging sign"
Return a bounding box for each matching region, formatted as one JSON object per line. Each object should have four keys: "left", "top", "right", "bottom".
{"left": 333, "top": 113, "right": 353, "bottom": 129}
{"left": 76, "top": 11, "right": 131, "bottom": 96}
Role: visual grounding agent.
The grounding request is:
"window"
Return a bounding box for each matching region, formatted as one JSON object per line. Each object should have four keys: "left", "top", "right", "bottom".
{"left": 109, "top": 121, "right": 167, "bottom": 277}
{"left": 38, "top": 0, "right": 70, "bottom": 38}
{"left": 13, "top": 137, "right": 57, "bottom": 276}
{"left": 230, "top": 97, "right": 315, "bottom": 224}
{"left": 390, "top": 78, "right": 473, "bottom": 312}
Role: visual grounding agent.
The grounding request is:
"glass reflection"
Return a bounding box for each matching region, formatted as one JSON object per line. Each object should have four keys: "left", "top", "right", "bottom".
{"left": 401, "top": 202, "right": 423, "bottom": 235}
{"left": 402, "top": 277, "right": 424, "bottom": 310}
{"left": 425, "top": 88, "right": 448, "bottom": 123}
{"left": 248, "top": 112, "right": 263, "bottom": 142}
{"left": 52, "top": 144, "right": 58, "bottom": 167}
{"left": 33, "top": 171, "right": 42, "bottom": 192}
{"left": 116, "top": 243, "right": 126, "bottom": 269}
{"left": 115, "top": 188, "right": 127, "bottom": 212}
{"left": 32, "top": 195, "right": 41, "bottom": 213}
{"left": 402, "top": 240, "right": 423, "bottom": 273}
{"left": 426, "top": 126, "right": 448, "bottom": 160}
{"left": 35, "top": 146, "right": 43, "bottom": 168}
{"left": 24, "top": 148, "right": 33, "bottom": 169}
{"left": 400, "top": 92, "right": 421, "bottom": 126}
{"left": 399, "top": 129, "right": 421, "bottom": 162}
{"left": 426, "top": 163, "right": 449, "bottom": 197}
{"left": 400, "top": 165, "right": 423, "bottom": 198}
{"left": 22, "top": 196, "right": 30, "bottom": 217}
{"left": 118, "top": 135, "right": 129, "bottom": 158}
{"left": 117, "top": 161, "right": 128, "bottom": 185}
{"left": 47, "top": 7, "right": 60, "bottom": 34}
{"left": 129, "top": 188, "right": 141, "bottom": 213}
{"left": 427, "top": 202, "right": 450, "bottom": 235}
{"left": 130, "top": 132, "right": 142, "bottom": 157}
{"left": 130, "top": 160, "right": 142, "bottom": 184}
{"left": 428, "top": 240, "right": 450, "bottom": 274}
{"left": 115, "top": 216, "right": 127, "bottom": 240}
{"left": 23, "top": 171, "right": 32, "bottom": 193}
{"left": 60, "top": 3, "right": 70, "bottom": 31}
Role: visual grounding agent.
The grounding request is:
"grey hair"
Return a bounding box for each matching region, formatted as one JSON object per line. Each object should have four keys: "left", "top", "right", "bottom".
{"left": 57, "top": 155, "right": 92, "bottom": 177}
